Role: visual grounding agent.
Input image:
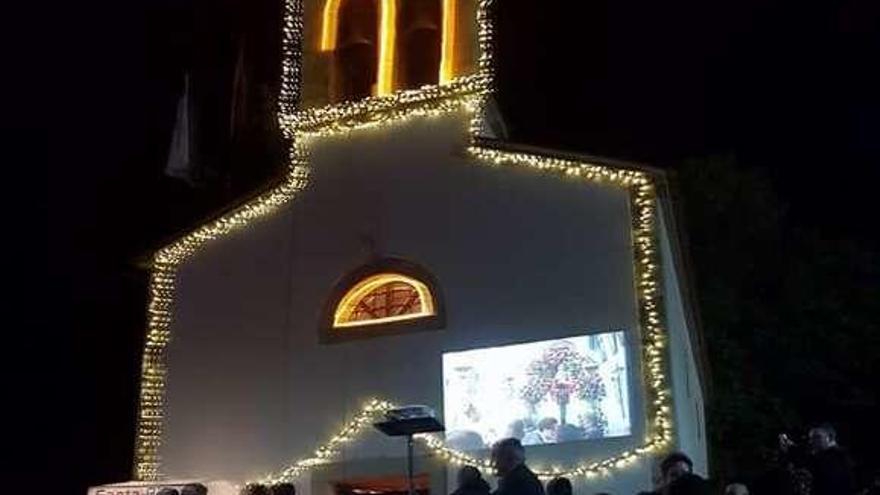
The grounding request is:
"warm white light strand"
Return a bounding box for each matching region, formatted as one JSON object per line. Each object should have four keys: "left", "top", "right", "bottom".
{"left": 134, "top": 143, "right": 311, "bottom": 481}
{"left": 284, "top": 75, "right": 488, "bottom": 136}
{"left": 134, "top": 0, "right": 675, "bottom": 483}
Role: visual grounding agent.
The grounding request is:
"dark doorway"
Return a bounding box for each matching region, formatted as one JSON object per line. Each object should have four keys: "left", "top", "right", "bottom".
{"left": 334, "top": 473, "right": 430, "bottom": 495}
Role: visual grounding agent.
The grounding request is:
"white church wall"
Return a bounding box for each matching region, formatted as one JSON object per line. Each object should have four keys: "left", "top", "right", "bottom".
{"left": 160, "top": 109, "right": 658, "bottom": 490}
{"left": 657, "top": 203, "right": 708, "bottom": 476}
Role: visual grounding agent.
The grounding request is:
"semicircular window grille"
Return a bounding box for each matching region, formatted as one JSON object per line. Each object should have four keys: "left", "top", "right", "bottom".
{"left": 333, "top": 273, "right": 437, "bottom": 328}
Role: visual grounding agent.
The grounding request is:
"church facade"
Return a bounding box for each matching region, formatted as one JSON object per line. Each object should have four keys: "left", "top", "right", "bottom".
{"left": 131, "top": 1, "right": 708, "bottom": 494}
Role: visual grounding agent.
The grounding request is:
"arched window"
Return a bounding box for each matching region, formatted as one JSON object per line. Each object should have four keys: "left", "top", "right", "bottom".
{"left": 334, "top": 273, "right": 435, "bottom": 327}
{"left": 321, "top": 259, "right": 445, "bottom": 341}
{"left": 330, "top": 0, "right": 380, "bottom": 102}
{"left": 320, "top": 0, "right": 460, "bottom": 101}
{"left": 397, "top": 0, "right": 442, "bottom": 89}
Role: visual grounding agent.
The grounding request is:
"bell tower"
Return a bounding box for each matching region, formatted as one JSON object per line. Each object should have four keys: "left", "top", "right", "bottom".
{"left": 292, "top": 0, "right": 480, "bottom": 108}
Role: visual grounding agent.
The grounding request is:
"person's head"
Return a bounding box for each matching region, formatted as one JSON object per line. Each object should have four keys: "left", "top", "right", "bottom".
{"left": 272, "top": 483, "right": 296, "bottom": 495}
{"left": 724, "top": 483, "right": 749, "bottom": 495}
{"left": 546, "top": 477, "right": 572, "bottom": 495}
{"left": 537, "top": 418, "right": 559, "bottom": 440}
{"left": 808, "top": 424, "right": 838, "bottom": 452}
{"left": 491, "top": 438, "right": 526, "bottom": 477}
{"left": 457, "top": 466, "right": 483, "bottom": 487}
{"left": 157, "top": 489, "right": 179, "bottom": 495}
{"left": 181, "top": 484, "right": 208, "bottom": 495}
{"left": 660, "top": 452, "right": 693, "bottom": 485}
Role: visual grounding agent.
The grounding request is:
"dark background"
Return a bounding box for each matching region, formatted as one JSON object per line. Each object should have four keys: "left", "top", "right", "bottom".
{"left": 14, "top": 0, "right": 879, "bottom": 492}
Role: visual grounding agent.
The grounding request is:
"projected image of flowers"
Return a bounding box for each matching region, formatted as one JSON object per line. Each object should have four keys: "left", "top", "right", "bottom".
{"left": 442, "top": 332, "right": 631, "bottom": 450}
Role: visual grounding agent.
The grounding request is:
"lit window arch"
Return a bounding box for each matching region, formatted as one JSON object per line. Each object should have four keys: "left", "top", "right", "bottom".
{"left": 321, "top": 258, "right": 445, "bottom": 340}
{"left": 334, "top": 273, "right": 435, "bottom": 327}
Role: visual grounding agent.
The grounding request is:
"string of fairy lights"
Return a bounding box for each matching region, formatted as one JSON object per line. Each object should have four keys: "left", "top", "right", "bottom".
{"left": 133, "top": 0, "right": 675, "bottom": 484}
{"left": 254, "top": 149, "right": 673, "bottom": 485}
{"left": 135, "top": 142, "right": 311, "bottom": 480}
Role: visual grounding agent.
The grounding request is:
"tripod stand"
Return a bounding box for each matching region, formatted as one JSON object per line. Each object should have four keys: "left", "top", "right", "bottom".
{"left": 374, "top": 417, "right": 445, "bottom": 495}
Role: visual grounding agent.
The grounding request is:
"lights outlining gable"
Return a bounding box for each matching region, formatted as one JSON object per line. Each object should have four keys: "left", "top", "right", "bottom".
{"left": 133, "top": 0, "right": 675, "bottom": 483}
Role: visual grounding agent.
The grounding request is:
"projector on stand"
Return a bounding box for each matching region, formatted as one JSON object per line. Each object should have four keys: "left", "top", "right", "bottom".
{"left": 375, "top": 405, "right": 443, "bottom": 436}
{"left": 384, "top": 405, "right": 436, "bottom": 422}
{"left": 374, "top": 404, "right": 445, "bottom": 495}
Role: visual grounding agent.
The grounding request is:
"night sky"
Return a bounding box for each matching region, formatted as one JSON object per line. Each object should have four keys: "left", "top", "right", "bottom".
{"left": 20, "top": 0, "right": 880, "bottom": 492}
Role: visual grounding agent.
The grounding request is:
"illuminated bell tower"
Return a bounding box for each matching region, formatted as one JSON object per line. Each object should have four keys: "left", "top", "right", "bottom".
{"left": 131, "top": 0, "right": 703, "bottom": 490}
{"left": 289, "top": 0, "right": 480, "bottom": 109}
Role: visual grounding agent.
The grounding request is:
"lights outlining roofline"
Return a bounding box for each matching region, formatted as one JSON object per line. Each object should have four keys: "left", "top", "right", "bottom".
{"left": 133, "top": 0, "right": 675, "bottom": 483}
{"left": 253, "top": 153, "right": 673, "bottom": 484}
{"left": 134, "top": 142, "right": 311, "bottom": 481}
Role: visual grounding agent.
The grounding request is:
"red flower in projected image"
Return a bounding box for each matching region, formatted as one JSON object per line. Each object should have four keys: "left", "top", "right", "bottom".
{"left": 520, "top": 341, "right": 606, "bottom": 425}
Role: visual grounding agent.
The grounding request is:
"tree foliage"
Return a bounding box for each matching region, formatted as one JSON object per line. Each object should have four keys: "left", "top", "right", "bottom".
{"left": 673, "top": 156, "right": 879, "bottom": 484}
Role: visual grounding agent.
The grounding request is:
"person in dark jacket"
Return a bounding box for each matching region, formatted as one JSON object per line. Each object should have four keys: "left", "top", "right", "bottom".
{"left": 780, "top": 424, "right": 856, "bottom": 495}
{"left": 491, "top": 438, "right": 545, "bottom": 495}
{"left": 649, "top": 452, "right": 708, "bottom": 495}
{"left": 807, "top": 425, "right": 856, "bottom": 495}
{"left": 453, "top": 466, "right": 492, "bottom": 495}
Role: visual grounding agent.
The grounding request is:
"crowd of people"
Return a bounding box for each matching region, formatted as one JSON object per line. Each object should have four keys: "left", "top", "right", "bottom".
{"left": 155, "top": 482, "right": 296, "bottom": 495}
{"left": 156, "top": 423, "right": 876, "bottom": 495}
{"left": 460, "top": 424, "right": 873, "bottom": 495}
{"left": 157, "top": 485, "right": 207, "bottom": 495}
{"left": 459, "top": 426, "right": 873, "bottom": 495}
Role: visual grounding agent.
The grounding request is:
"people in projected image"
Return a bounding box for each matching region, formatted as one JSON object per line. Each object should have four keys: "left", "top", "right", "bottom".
{"left": 538, "top": 418, "right": 558, "bottom": 443}
{"left": 506, "top": 419, "right": 526, "bottom": 441}
{"left": 521, "top": 418, "right": 558, "bottom": 445}
{"left": 556, "top": 423, "right": 586, "bottom": 442}
{"left": 579, "top": 408, "right": 610, "bottom": 439}
{"left": 448, "top": 429, "right": 488, "bottom": 451}
{"left": 443, "top": 332, "right": 632, "bottom": 449}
